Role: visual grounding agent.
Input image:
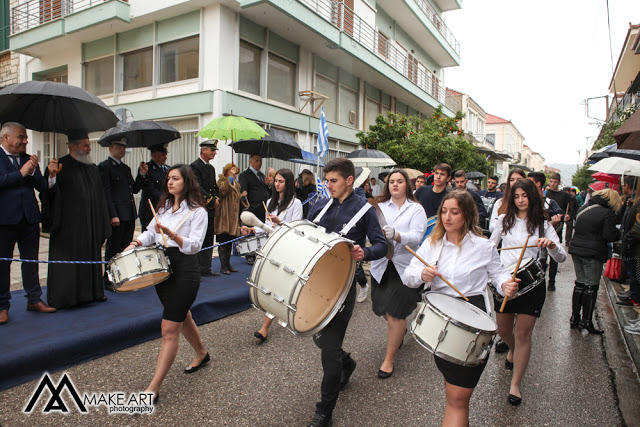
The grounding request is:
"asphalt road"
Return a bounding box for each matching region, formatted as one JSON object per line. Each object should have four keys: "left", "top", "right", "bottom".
{"left": 1, "top": 254, "right": 638, "bottom": 426}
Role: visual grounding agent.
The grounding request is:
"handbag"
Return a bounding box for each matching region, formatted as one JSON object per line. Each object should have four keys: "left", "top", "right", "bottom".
{"left": 604, "top": 255, "right": 622, "bottom": 280}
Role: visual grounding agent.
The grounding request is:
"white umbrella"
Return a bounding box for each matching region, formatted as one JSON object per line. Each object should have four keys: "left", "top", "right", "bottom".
{"left": 589, "top": 157, "right": 640, "bottom": 176}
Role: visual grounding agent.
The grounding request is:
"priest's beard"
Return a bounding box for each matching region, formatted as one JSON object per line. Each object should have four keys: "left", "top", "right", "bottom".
{"left": 71, "top": 151, "right": 94, "bottom": 165}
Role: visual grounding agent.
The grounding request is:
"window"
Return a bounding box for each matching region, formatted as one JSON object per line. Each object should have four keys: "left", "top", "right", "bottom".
{"left": 339, "top": 85, "right": 358, "bottom": 128}
{"left": 85, "top": 56, "right": 114, "bottom": 95}
{"left": 267, "top": 52, "right": 295, "bottom": 106}
{"left": 315, "top": 74, "right": 337, "bottom": 122}
{"left": 377, "top": 31, "right": 389, "bottom": 59}
{"left": 365, "top": 97, "right": 380, "bottom": 130}
{"left": 122, "top": 47, "right": 152, "bottom": 91}
{"left": 239, "top": 40, "right": 262, "bottom": 95}
{"left": 159, "top": 36, "right": 199, "bottom": 84}
{"left": 486, "top": 134, "right": 495, "bottom": 146}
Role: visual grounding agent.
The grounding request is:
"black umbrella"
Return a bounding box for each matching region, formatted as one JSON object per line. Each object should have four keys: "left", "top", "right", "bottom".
{"left": 231, "top": 128, "right": 303, "bottom": 160}
{"left": 98, "top": 120, "right": 181, "bottom": 148}
{"left": 608, "top": 149, "right": 640, "bottom": 162}
{"left": 465, "top": 171, "right": 485, "bottom": 179}
{"left": 346, "top": 149, "right": 396, "bottom": 167}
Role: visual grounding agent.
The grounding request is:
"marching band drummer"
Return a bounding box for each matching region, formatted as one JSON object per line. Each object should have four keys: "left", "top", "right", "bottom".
{"left": 489, "top": 168, "right": 527, "bottom": 234}
{"left": 123, "top": 164, "right": 210, "bottom": 403}
{"left": 404, "top": 191, "right": 518, "bottom": 427}
{"left": 250, "top": 168, "right": 303, "bottom": 344}
{"left": 489, "top": 178, "right": 566, "bottom": 406}
{"left": 369, "top": 169, "right": 428, "bottom": 379}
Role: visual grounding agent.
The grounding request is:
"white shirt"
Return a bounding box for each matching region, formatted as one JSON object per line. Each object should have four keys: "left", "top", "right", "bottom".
{"left": 488, "top": 197, "right": 503, "bottom": 233}
{"left": 489, "top": 215, "right": 567, "bottom": 268}
{"left": 371, "top": 184, "right": 382, "bottom": 197}
{"left": 254, "top": 197, "right": 303, "bottom": 233}
{"left": 138, "top": 200, "right": 208, "bottom": 255}
{"left": 370, "top": 199, "right": 428, "bottom": 284}
{"left": 403, "top": 232, "right": 512, "bottom": 297}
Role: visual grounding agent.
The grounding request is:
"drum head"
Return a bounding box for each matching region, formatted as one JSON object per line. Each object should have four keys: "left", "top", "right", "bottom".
{"left": 505, "top": 257, "right": 533, "bottom": 272}
{"left": 426, "top": 293, "right": 496, "bottom": 331}
{"left": 295, "top": 241, "right": 354, "bottom": 333}
{"left": 116, "top": 272, "right": 170, "bottom": 292}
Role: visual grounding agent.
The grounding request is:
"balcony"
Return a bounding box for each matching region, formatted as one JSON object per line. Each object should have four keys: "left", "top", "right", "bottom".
{"left": 241, "top": 0, "right": 459, "bottom": 114}
{"left": 376, "top": 0, "right": 460, "bottom": 67}
{"left": 10, "top": 0, "right": 130, "bottom": 57}
{"left": 431, "top": 0, "right": 462, "bottom": 12}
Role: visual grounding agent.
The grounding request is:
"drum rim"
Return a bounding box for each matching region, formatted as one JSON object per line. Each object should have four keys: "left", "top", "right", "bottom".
{"left": 112, "top": 268, "right": 171, "bottom": 291}
{"left": 108, "top": 244, "right": 167, "bottom": 267}
{"left": 425, "top": 293, "right": 498, "bottom": 333}
{"left": 409, "top": 320, "right": 492, "bottom": 367}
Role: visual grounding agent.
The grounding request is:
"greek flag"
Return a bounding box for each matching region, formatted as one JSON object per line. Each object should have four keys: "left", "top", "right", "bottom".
{"left": 316, "top": 175, "right": 331, "bottom": 198}
{"left": 317, "top": 106, "right": 329, "bottom": 158}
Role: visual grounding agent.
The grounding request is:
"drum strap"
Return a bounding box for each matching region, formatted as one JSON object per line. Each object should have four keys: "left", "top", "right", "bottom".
{"left": 340, "top": 203, "right": 373, "bottom": 236}
{"left": 172, "top": 209, "right": 196, "bottom": 235}
{"left": 313, "top": 198, "right": 334, "bottom": 225}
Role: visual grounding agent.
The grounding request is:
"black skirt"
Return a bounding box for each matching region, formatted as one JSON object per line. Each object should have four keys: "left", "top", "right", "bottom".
{"left": 155, "top": 247, "right": 200, "bottom": 322}
{"left": 494, "top": 278, "right": 546, "bottom": 317}
{"left": 371, "top": 262, "right": 422, "bottom": 319}
{"left": 434, "top": 295, "right": 490, "bottom": 389}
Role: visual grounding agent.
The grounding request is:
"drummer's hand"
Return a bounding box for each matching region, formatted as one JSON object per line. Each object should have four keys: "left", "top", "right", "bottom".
{"left": 350, "top": 245, "right": 365, "bottom": 261}
{"left": 421, "top": 265, "right": 441, "bottom": 283}
{"left": 501, "top": 278, "right": 520, "bottom": 298}
{"left": 267, "top": 213, "right": 281, "bottom": 225}
{"left": 155, "top": 222, "right": 173, "bottom": 236}
{"left": 111, "top": 217, "right": 120, "bottom": 226}
{"left": 564, "top": 214, "right": 571, "bottom": 222}
{"left": 123, "top": 244, "right": 136, "bottom": 251}
{"left": 240, "top": 226, "right": 253, "bottom": 236}
{"left": 551, "top": 214, "right": 562, "bottom": 225}
{"left": 536, "top": 237, "right": 556, "bottom": 250}
{"left": 139, "top": 162, "right": 148, "bottom": 176}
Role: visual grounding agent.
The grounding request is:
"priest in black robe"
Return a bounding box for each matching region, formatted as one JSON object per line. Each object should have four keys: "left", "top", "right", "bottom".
{"left": 43, "top": 130, "right": 111, "bottom": 309}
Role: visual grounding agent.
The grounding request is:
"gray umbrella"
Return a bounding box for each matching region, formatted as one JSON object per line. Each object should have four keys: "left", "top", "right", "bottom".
{"left": 465, "top": 171, "right": 485, "bottom": 179}
{"left": 231, "top": 128, "right": 303, "bottom": 160}
{"left": 98, "top": 120, "right": 181, "bottom": 148}
{"left": 346, "top": 149, "right": 396, "bottom": 167}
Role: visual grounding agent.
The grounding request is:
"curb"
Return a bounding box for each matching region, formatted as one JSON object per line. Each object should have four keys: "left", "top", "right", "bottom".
{"left": 602, "top": 276, "right": 640, "bottom": 375}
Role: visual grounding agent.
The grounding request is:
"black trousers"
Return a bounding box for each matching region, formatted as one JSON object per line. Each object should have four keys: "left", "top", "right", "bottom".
{"left": 0, "top": 220, "right": 42, "bottom": 309}
{"left": 313, "top": 282, "right": 357, "bottom": 416}
{"left": 548, "top": 223, "right": 564, "bottom": 283}
{"left": 104, "top": 220, "right": 135, "bottom": 262}
{"left": 197, "top": 211, "right": 215, "bottom": 273}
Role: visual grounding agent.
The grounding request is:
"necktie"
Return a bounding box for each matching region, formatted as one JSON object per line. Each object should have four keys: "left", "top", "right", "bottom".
{"left": 11, "top": 155, "right": 20, "bottom": 169}
{"left": 257, "top": 171, "right": 265, "bottom": 182}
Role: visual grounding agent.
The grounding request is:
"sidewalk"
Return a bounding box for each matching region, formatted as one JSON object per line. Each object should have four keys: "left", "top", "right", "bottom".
{"left": 603, "top": 274, "right": 640, "bottom": 376}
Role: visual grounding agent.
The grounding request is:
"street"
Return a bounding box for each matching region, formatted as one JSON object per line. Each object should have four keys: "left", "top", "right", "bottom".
{"left": 1, "top": 253, "right": 639, "bottom": 426}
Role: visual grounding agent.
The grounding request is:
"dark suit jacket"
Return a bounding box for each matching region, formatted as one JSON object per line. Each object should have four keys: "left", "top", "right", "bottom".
{"left": 190, "top": 158, "right": 219, "bottom": 215}
{"left": 137, "top": 160, "right": 169, "bottom": 224}
{"left": 0, "top": 149, "right": 48, "bottom": 225}
{"left": 98, "top": 157, "right": 143, "bottom": 222}
{"left": 238, "top": 167, "right": 270, "bottom": 221}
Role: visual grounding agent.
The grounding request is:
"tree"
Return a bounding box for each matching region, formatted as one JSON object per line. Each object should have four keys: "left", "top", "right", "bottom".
{"left": 591, "top": 105, "right": 637, "bottom": 151}
{"left": 356, "top": 106, "right": 491, "bottom": 174}
{"left": 571, "top": 164, "right": 595, "bottom": 190}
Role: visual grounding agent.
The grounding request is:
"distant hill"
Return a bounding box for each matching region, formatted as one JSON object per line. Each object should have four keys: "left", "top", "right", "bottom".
{"left": 549, "top": 163, "right": 579, "bottom": 186}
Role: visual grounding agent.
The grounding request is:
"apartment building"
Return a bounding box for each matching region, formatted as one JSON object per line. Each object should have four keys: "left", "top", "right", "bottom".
{"left": 0, "top": 0, "right": 19, "bottom": 88}
{"left": 607, "top": 23, "right": 639, "bottom": 122}
{"left": 485, "top": 113, "right": 528, "bottom": 180}
{"left": 8, "top": 0, "right": 462, "bottom": 173}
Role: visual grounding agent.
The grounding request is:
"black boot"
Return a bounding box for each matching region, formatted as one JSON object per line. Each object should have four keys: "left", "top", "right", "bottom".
{"left": 226, "top": 243, "right": 238, "bottom": 272}
{"left": 579, "top": 285, "right": 604, "bottom": 334}
{"left": 570, "top": 281, "right": 585, "bottom": 329}
{"left": 219, "top": 245, "right": 231, "bottom": 275}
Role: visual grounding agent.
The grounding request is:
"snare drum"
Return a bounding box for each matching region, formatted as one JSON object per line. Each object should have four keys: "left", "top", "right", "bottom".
{"left": 236, "top": 233, "right": 269, "bottom": 256}
{"left": 411, "top": 293, "right": 497, "bottom": 366}
{"left": 248, "top": 220, "right": 356, "bottom": 336}
{"left": 488, "top": 257, "right": 544, "bottom": 302}
{"left": 107, "top": 245, "right": 171, "bottom": 292}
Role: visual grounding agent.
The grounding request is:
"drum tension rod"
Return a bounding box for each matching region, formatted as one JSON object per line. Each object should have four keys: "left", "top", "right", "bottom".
{"left": 283, "top": 266, "right": 309, "bottom": 283}
{"left": 273, "top": 294, "right": 297, "bottom": 313}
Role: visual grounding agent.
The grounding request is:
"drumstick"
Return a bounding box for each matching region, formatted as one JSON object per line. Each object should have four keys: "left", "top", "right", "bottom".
{"left": 500, "top": 234, "right": 531, "bottom": 312}
{"left": 498, "top": 245, "right": 537, "bottom": 251}
{"left": 148, "top": 199, "right": 169, "bottom": 247}
{"left": 262, "top": 201, "right": 274, "bottom": 227}
{"left": 404, "top": 245, "right": 469, "bottom": 301}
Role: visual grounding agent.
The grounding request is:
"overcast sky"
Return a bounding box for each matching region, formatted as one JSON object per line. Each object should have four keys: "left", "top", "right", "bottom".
{"left": 444, "top": 0, "right": 640, "bottom": 165}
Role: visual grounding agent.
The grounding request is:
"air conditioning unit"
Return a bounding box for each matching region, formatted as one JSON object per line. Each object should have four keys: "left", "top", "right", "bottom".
{"left": 349, "top": 111, "right": 357, "bottom": 124}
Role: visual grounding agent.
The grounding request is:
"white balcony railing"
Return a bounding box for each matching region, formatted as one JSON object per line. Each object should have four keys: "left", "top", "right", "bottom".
{"left": 11, "top": 0, "right": 128, "bottom": 35}
{"left": 299, "top": 0, "right": 460, "bottom": 112}
{"left": 413, "top": 0, "right": 460, "bottom": 55}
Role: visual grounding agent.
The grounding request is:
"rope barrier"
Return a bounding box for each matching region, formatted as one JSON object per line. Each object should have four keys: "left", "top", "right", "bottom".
{"left": 2, "top": 193, "right": 327, "bottom": 265}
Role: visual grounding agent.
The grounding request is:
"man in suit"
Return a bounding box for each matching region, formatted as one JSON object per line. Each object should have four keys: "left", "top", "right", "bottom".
{"left": 137, "top": 144, "right": 170, "bottom": 231}
{"left": 99, "top": 139, "right": 146, "bottom": 288}
{"left": 0, "top": 122, "right": 57, "bottom": 324}
{"left": 238, "top": 154, "right": 270, "bottom": 265}
{"left": 190, "top": 140, "right": 220, "bottom": 276}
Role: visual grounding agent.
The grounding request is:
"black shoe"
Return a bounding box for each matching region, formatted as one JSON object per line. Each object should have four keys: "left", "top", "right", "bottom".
{"left": 97, "top": 296, "right": 108, "bottom": 302}
{"left": 153, "top": 393, "right": 159, "bottom": 404}
{"left": 579, "top": 320, "right": 604, "bottom": 335}
{"left": 308, "top": 412, "right": 333, "bottom": 427}
{"left": 254, "top": 331, "right": 267, "bottom": 344}
{"left": 340, "top": 357, "right": 357, "bottom": 390}
{"left": 229, "top": 266, "right": 238, "bottom": 273}
{"left": 505, "top": 359, "right": 513, "bottom": 370}
{"left": 495, "top": 339, "right": 509, "bottom": 353}
{"left": 201, "top": 270, "right": 220, "bottom": 277}
{"left": 377, "top": 369, "right": 393, "bottom": 379}
{"left": 548, "top": 282, "right": 556, "bottom": 291}
{"left": 220, "top": 269, "right": 231, "bottom": 275}
{"left": 508, "top": 394, "right": 522, "bottom": 406}
{"left": 246, "top": 256, "right": 255, "bottom": 266}
{"left": 184, "top": 352, "right": 210, "bottom": 374}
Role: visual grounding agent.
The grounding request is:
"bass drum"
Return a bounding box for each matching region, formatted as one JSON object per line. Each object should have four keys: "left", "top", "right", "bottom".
{"left": 248, "top": 220, "right": 356, "bottom": 336}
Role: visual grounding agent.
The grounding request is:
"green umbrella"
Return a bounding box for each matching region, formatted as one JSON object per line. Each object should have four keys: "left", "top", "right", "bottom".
{"left": 196, "top": 115, "right": 267, "bottom": 141}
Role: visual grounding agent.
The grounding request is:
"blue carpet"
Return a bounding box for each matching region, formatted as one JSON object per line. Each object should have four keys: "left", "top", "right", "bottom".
{"left": 0, "top": 256, "right": 252, "bottom": 391}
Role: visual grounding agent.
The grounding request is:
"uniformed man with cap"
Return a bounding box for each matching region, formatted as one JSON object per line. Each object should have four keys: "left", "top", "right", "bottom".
{"left": 98, "top": 138, "right": 146, "bottom": 288}
{"left": 190, "top": 139, "right": 220, "bottom": 276}
{"left": 137, "top": 143, "right": 170, "bottom": 231}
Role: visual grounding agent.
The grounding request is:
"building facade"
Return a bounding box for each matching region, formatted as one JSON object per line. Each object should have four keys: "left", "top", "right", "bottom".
{"left": 9, "top": 0, "right": 463, "bottom": 174}
{"left": 0, "top": 0, "right": 19, "bottom": 88}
